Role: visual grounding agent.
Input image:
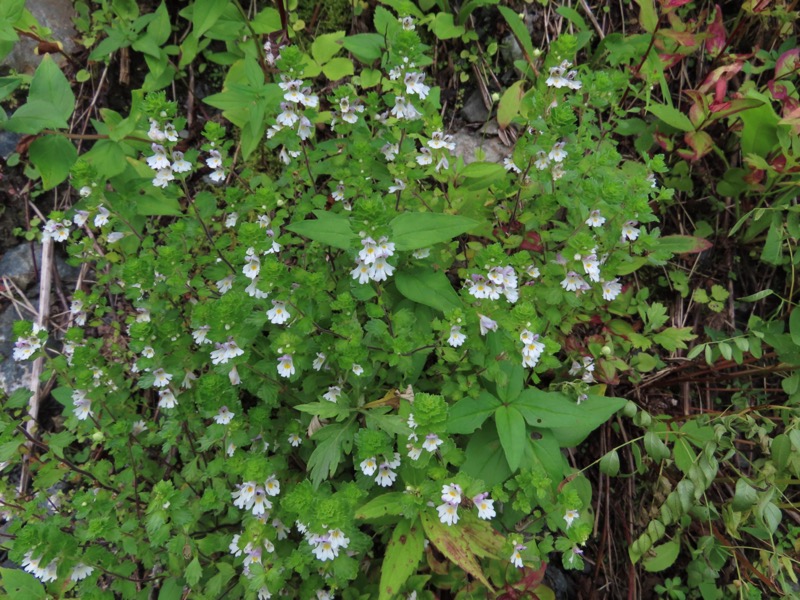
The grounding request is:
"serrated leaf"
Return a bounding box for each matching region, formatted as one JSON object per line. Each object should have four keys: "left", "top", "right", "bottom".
{"left": 390, "top": 212, "right": 479, "bottom": 251}
{"left": 356, "top": 492, "right": 407, "bottom": 520}
{"left": 648, "top": 103, "right": 693, "bottom": 132}
{"left": 653, "top": 327, "right": 696, "bottom": 352}
{"left": 307, "top": 421, "right": 356, "bottom": 488}
{"left": 379, "top": 519, "right": 424, "bottom": 600}
{"left": 185, "top": 556, "right": 202, "bottom": 586}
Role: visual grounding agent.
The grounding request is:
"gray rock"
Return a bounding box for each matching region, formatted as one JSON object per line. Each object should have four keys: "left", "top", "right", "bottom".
{"left": 0, "top": 303, "right": 32, "bottom": 396}
{"left": 461, "top": 89, "right": 491, "bottom": 124}
{"left": 0, "top": 109, "right": 20, "bottom": 160}
{"left": 0, "top": 242, "right": 81, "bottom": 290}
{"left": 450, "top": 128, "right": 512, "bottom": 165}
{"left": 1, "top": 0, "right": 79, "bottom": 73}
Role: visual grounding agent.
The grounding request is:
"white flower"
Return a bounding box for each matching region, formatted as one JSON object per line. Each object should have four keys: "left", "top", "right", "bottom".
{"left": 251, "top": 487, "right": 272, "bottom": 516}
{"left": 265, "top": 474, "right": 280, "bottom": 496}
{"left": 73, "top": 209, "right": 89, "bottom": 227}
{"left": 192, "top": 325, "right": 212, "bottom": 345}
{"left": 427, "top": 131, "right": 454, "bottom": 150}
{"left": 546, "top": 64, "right": 568, "bottom": 88}
{"left": 288, "top": 433, "right": 302, "bottom": 447}
{"left": 229, "top": 366, "right": 240, "bottom": 385}
{"left": 147, "top": 119, "right": 165, "bottom": 141}
{"left": 416, "top": 147, "right": 433, "bottom": 165}
{"left": 412, "top": 247, "right": 431, "bottom": 259}
{"left": 510, "top": 544, "right": 526, "bottom": 568}
{"left": 352, "top": 363, "right": 364, "bottom": 376}
{"left": 277, "top": 354, "right": 295, "bottom": 378}
{"left": 437, "top": 502, "right": 459, "bottom": 526}
{"left": 94, "top": 205, "right": 110, "bottom": 227}
{"left": 171, "top": 151, "right": 191, "bottom": 173}
{"left": 422, "top": 433, "right": 443, "bottom": 452}
{"left": 232, "top": 481, "right": 257, "bottom": 509}
{"left": 323, "top": 385, "right": 341, "bottom": 402}
{"left": 375, "top": 463, "right": 397, "bottom": 487}
{"left": 534, "top": 150, "right": 550, "bottom": 170}
{"left": 582, "top": 254, "right": 601, "bottom": 282}
{"left": 351, "top": 260, "right": 371, "bottom": 284}
{"left": 163, "top": 122, "right": 178, "bottom": 142}
{"left": 503, "top": 157, "right": 522, "bottom": 173}
{"left": 447, "top": 326, "right": 466, "bottom": 347}
{"left": 273, "top": 518, "right": 289, "bottom": 539}
{"left": 400, "top": 16, "right": 415, "bottom": 30}
{"left": 312, "top": 537, "right": 338, "bottom": 561}
{"left": 158, "top": 389, "right": 177, "bottom": 409}
{"left": 107, "top": 231, "right": 125, "bottom": 243}
{"left": 407, "top": 444, "right": 422, "bottom": 460}
{"left": 312, "top": 352, "right": 327, "bottom": 371}
{"left": 564, "top": 508, "right": 580, "bottom": 528}
{"left": 209, "top": 169, "right": 225, "bottom": 182}
{"left": 368, "top": 257, "right": 394, "bottom": 282}
{"left": 73, "top": 390, "right": 93, "bottom": 421}
{"left": 22, "top": 551, "right": 58, "bottom": 583}
{"left": 152, "top": 368, "right": 173, "bottom": 387}
{"left": 521, "top": 331, "right": 545, "bottom": 369}
{"left": 214, "top": 406, "right": 234, "bottom": 425}
{"left": 132, "top": 420, "right": 148, "bottom": 435}
{"left": 360, "top": 457, "right": 378, "bottom": 476}
{"left": 243, "top": 256, "right": 261, "bottom": 279}
{"left": 478, "top": 314, "right": 498, "bottom": 336}
{"left": 206, "top": 150, "right": 223, "bottom": 169}
{"left": 549, "top": 141, "right": 567, "bottom": 162}
{"left": 79, "top": 185, "right": 92, "bottom": 198}
{"left": 70, "top": 563, "right": 94, "bottom": 581}
{"left": 42, "top": 219, "right": 71, "bottom": 241}
{"left": 601, "top": 279, "right": 623, "bottom": 301}
{"left": 473, "top": 494, "right": 496, "bottom": 520}
{"left": 586, "top": 209, "right": 606, "bottom": 228}
{"left": 381, "top": 142, "right": 399, "bottom": 160}
{"left": 561, "top": 271, "right": 585, "bottom": 292}
{"left": 404, "top": 72, "right": 430, "bottom": 99}
{"left": 216, "top": 275, "right": 234, "bottom": 294}
{"left": 407, "top": 413, "right": 417, "bottom": 429}
{"left": 146, "top": 144, "right": 170, "bottom": 170}
{"left": 225, "top": 212, "right": 238, "bottom": 227}
{"left": 12, "top": 333, "right": 41, "bottom": 361}
{"left": 388, "top": 179, "right": 406, "bottom": 193}
{"left": 441, "top": 483, "right": 462, "bottom": 505}
{"left": 622, "top": 221, "right": 640, "bottom": 241}
{"left": 328, "top": 528, "right": 350, "bottom": 550}
{"left": 210, "top": 339, "right": 244, "bottom": 365}
{"left": 267, "top": 301, "right": 291, "bottom": 324}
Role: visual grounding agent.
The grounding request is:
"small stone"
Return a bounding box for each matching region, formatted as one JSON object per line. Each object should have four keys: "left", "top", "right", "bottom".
{"left": 0, "top": 243, "right": 81, "bottom": 290}
{"left": 461, "top": 89, "right": 490, "bottom": 123}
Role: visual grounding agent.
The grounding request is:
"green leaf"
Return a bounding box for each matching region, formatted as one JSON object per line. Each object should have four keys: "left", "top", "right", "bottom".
{"left": 737, "top": 289, "right": 773, "bottom": 302}
{"left": 460, "top": 161, "right": 506, "bottom": 180}
{"left": 192, "top": 0, "right": 230, "bottom": 38}
{"left": 514, "top": 391, "right": 626, "bottom": 446}
{"left": 652, "top": 327, "right": 696, "bottom": 352}
{"left": 0, "top": 440, "right": 22, "bottom": 462}
{"left": 643, "top": 431, "right": 670, "bottom": 462}
{"left": 185, "top": 556, "right": 202, "bottom": 586}
{"left": 599, "top": 449, "right": 620, "bottom": 476}
{"left": 634, "top": 0, "right": 658, "bottom": 32}
{"left": 648, "top": 103, "right": 693, "bottom": 132}
{"left": 3, "top": 100, "right": 69, "bottom": 133}
{"left": 456, "top": 0, "right": 499, "bottom": 25}
{"left": 322, "top": 57, "right": 355, "bottom": 80}
{"left": 790, "top": 308, "right": 800, "bottom": 347}
{"left": 307, "top": 421, "right": 356, "bottom": 488}
{"left": 428, "top": 12, "right": 465, "bottom": 39}
{"left": 28, "top": 54, "right": 75, "bottom": 123}
{"left": 0, "top": 567, "right": 46, "bottom": 599}
{"left": 655, "top": 234, "right": 713, "bottom": 255}
{"left": 286, "top": 211, "right": 356, "bottom": 250}
{"left": 312, "top": 31, "right": 345, "bottom": 64}
{"left": 494, "top": 361, "right": 524, "bottom": 403}
{"left": 356, "top": 492, "right": 408, "bottom": 520}
{"left": 732, "top": 478, "right": 758, "bottom": 512}
{"left": 390, "top": 212, "right": 479, "bottom": 251}
{"left": 379, "top": 519, "right": 424, "bottom": 600}
{"left": 462, "top": 426, "right": 511, "bottom": 488}
{"left": 447, "top": 391, "right": 501, "bottom": 434}
{"left": 497, "top": 6, "right": 536, "bottom": 71}
{"left": 295, "top": 401, "right": 349, "bottom": 420}
{"left": 28, "top": 135, "right": 77, "bottom": 190}
{"left": 771, "top": 434, "right": 791, "bottom": 472}
{"left": 344, "top": 33, "right": 385, "bottom": 63}
{"left": 0, "top": 76, "right": 22, "bottom": 101}
{"left": 495, "top": 405, "right": 525, "bottom": 471}
{"left": 136, "top": 196, "right": 183, "bottom": 216}
{"left": 497, "top": 80, "right": 524, "bottom": 128}
{"left": 642, "top": 540, "right": 681, "bottom": 572}
{"left": 394, "top": 267, "right": 462, "bottom": 312}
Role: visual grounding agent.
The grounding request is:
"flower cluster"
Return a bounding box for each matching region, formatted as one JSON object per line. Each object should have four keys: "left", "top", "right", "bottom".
{"left": 231, "top": 476, "right": 281, "bottom": 517}
{"left": 520, "top": 329, "right": 546, "bottom": 368}
{"left": 351, "top": 234, "right": 396, "bottom": 283}
{"left": 416, "top": 130, "right": 456, "bottom": 172}
{"left": 12, "top": 324, "right": 45, "bottom": 361}
{"left": 41, "top": 218, "right": 72, "bottom": 242}
{"left": 308, "top": 528, "right": 350, "bottom": 561}
{"left": 436, "top": 484, "right": 495, "bottom": 526}
{"left": 360, "top": 453, "right": 401, "bottom": 487}
{"left": 268, "top": 74, "right": 318, "bottom": 140}
{"left": 466, "top": 265, "right": 519, "bottom": 303}
{"left": 545, "top": 60, "right": 582, "bottom": 90}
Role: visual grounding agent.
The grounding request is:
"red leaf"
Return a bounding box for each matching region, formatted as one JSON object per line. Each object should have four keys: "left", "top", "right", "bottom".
{"left": 775, "top": 48, "right": 800, "bottom": 78}
{"left": 706, "top": 5, "right": 727, "bottom": 57}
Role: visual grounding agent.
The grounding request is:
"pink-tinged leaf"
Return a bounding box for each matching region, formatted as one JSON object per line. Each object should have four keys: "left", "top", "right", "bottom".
{"left": 707, "top": 98, "right": 764, "bottom": 123}
{"left": 661, "top": 0, "right": 692, "bottom": 7}
{"left": 658, "top": 53, "right": 687, "bottom": 69}
{"left": 706, "top": 5, "right": 726, "bottom": 57}
{"left": 775, "top": 49, "right": 800, "bottom": 78}
{"left": 658, "top": 235, "right": 713, "bottom": 255}
{"left": 698, "top": 62, "right": 744, "bottom": 103}
{"left": 679, "top": 131, "right": 714, "bottom": 161}
{"left": 685, "top": 90, "right": 709, "bottom": 129}
{"left": 660, "top": 29, "right": 697, "bottom": 47}
{"left": 768, "top": 80, "right": 790, "bottom": 101}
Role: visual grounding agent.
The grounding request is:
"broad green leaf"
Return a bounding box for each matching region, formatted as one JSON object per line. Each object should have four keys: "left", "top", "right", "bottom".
{"left": 673, "top": 436, "right": 696, "bottom": 475}
{"left": 83, "top": 139, "right": 129, "bottom": 178}
{"left": 136, "top": 196, "right": 183, "bottom": 217}
{"left": 390, "top": 212, "right": 479, "bottom": 251}
{"left": 460, "top": 161, "right": 506, "bottom": 180}
{"left": 770, "top": 434, "right": 791, "bottom": 472}
{"left": 634, "top": 0, "right": 658, "bottom": 32}
{"left": 3, "top": 100, "right": 68, "bottom": 133}
{"left": 515, "top": 391, "right": 626, "bottom": 447}
{"left": 494, "top": 361, "right": 524, "bottom": 403}
{"left": 731, "top": 478, "right": 758, "bottom": 512}
{"left": 0, "top": 440, "right": 22, "bottom": 462}
{"left": 379, "top": 519, "right": 424, "bottom": 600}
{"left": 0, "top": 568, "right": 46, "bottom": 599}
{"left": 322, "top": 57, "right": 354, "bottom": 80}
{"left": 447, "top": 391, "right": 502, "bottom": 434}
{"left": 428, "top": 12, "right": 465, "bottom": 39}
{"left": 28, "top": 135, "right": 77, "bottom": 190}
{"left": 312, "top": 31, "right": 345, "bottom": 64}
{"left": 420, "top": 511, "right": 494, "bottom": 591}
{"left": 495, "top": 405, "right": 525, "bottom": 471}
{"left": 394, "top": 267, "right": 462, "bottom": 313}
{"left": 356, "top": 492, "right": 408, "bottom": 520}
{"left": 462, "top": 426, "right": 511, "bottom": 488}
{"left": 250, "top": 8, "right": 281, "bottom": 33}
{"left": 642, "top": 540, "right": 681, "bottom": 572}
{"left": 648, "top": 103, "right": 693, "bottom": 132}
{"left": 192, "top": 0, "right": 230, "bottom": 38}
{"left": 286, "top": 211, "right": 356, "bottom": 250}
{"left": 0, "top": 76, "right": 22, "bottom": 101}
{"left": 655, "top": 234, "right": 713, "bottom": 255}
{"left": 295, "top": 401, "right": 350, "bottom": 420}
{"left": 343, "top": 33, "right": 385, "bottom": 63}
{"left": 644, "top": 431, "right": 670, "bottom": 462}
{"left": 28, "top": 54, "right": 75, "bottom": 123}
{"left": 599, "top": 449, "right": 620, "bottom": 476}
{"left": 497, "top": 80, "right": 524, "bottom": 128}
